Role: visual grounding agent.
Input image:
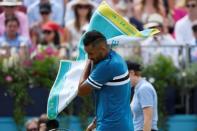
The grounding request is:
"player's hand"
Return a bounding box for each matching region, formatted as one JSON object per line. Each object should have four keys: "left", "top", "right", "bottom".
{"left": 86, "top": 122, "right": 96, "bottom": 131}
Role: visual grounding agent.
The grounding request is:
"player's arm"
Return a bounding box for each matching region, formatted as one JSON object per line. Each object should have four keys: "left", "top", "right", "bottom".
{"left": 143, "top": 107, "right": 153, "bottom": 131}
{"left": 86, "top": 117, "right": 96, "bottom": 131}
{"left": 78, "top": 60, "right": 93, "bottom": 96}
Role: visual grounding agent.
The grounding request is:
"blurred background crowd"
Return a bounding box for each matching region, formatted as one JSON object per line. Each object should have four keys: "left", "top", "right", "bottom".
{"left": 0, "top": 0, "right": 196, "bottom": 65}
{"left": 0, "top": 0, "right": 197, "bottom": 130}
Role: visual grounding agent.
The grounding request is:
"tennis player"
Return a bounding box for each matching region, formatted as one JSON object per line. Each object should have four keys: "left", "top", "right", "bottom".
{"left": 78, "top": 30, "right": 132, "bottom": 131}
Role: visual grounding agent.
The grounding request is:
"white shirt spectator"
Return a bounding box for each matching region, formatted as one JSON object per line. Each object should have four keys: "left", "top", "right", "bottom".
{"left": 141, "top": 34, "right": 180, "bottom": 67}
{"left": 66, "top": 20, "right": 88, "bottom": 49}
{"left": 64, "top": 0, "right": 97, "bottom": 24}
{"left": 175, "top": 15, "right": 195, "bottom": 45}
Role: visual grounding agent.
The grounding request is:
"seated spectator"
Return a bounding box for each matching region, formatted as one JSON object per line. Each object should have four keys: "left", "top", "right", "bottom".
{"left": 175, "top": 0, "right": 197, "bottom": 64}
{"left": 30, "top": 2, "right": 53, "bottom": 45}
{"left": 175, "top": 0, "right": 197, "bottom": 45}
{"left": 165, "top": 0, "right": 188, "bottom": 35}
{"left": 190, "top": 20, "right": 197, "bottom": 62}
{"left": 172, "top": 0, "right": 188, "bottom": 23}
{"left": 64, "top": 0, "right": 96, "bottom": 25}
{"left": 38, "top": 114, "right": 48, "bottom": 131}
{"left": 66, "top": 0, "right": 94, "bottom": 58}
{"left": 128, "top": 0, "right": 143, "bottom": 31}
{"left": 31, "top": 21, "right": 66, "bottom": 59}
{"left": 0, "top": 0, "right": 30, "bottom": 38}
{"left": 141, "top": 13, "right": 180, "bottom": 67}
{"left": 134, "top": 0, "right": 166, "bottom": 23}
{"left": 25, "top": 118, "right": 39, "bottom": 131}
{"left": 0, "top": 16, "right": 30, "bottom": 60}
{"left": 27, "top": 0, "right": 64, "bottom": 26}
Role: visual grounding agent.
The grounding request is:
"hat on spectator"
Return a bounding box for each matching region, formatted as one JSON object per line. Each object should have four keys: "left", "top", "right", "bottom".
{"left": 72, "top": 0, "right": 96, "bottom": 9}
{"left": 39, "top": 3, "right": 51, "bottom": 14}
{"left": 144, "top": 13, "right": 164, "bottom": 29}
{"left": 42, "top": 21, "right": 64, "bottom": 34}
{"left": 0, "top": 0, "right": 22, "bottom": 6}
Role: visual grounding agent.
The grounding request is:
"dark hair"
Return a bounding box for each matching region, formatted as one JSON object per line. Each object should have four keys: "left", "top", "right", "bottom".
{"left": 141, "top": 0, "right": 163, "bottom": 15}
{"left": 73, "top": 4, "right": 92, "bottom": 31}
{"left": 126, "top": 61, "right": 142, "bottom": 71}
{"left": 5, "top": 15, "right": 20, "bottom": 26}
{"left": 42, "top": 30, "right": 60, "bottom": 47}
{"left": 53, "top": 30, "right": 60, "bottom": 46}
{"left": 46, "top": 120, "right": 59, "bottom": 130}
{"left": 192, "top": 25, "right": 197, "bottom": 32}
{"left": 83, "top": 30, "right": 107, "bottom": 46}
{"left": 39, "top": 2, "right": 51, "bottom": 14}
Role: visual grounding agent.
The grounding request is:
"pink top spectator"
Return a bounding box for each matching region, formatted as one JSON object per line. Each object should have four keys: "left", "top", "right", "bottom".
{"left": 0, "top": 11, "right": 30, "bottom": 38}
{"left": 173, "top": 7, "right": 188, "bottom": 23}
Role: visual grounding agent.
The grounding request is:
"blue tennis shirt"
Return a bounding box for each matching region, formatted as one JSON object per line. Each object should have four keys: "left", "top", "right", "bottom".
{"left": 86, "top": 50, "right": 132, "bottom": 131}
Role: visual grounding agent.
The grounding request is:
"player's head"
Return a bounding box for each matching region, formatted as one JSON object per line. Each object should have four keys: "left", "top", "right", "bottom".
{"left": 126, "top": 61, "right": 142, "bottom": 86}
{"left": 83, "top": 30, "right": 109, "bottom": 64}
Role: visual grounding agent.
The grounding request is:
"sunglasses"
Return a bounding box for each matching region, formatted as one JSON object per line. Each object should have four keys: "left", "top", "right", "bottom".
{"left": 43, "top": 30, "right": 52, "bottom": 34}
{"left": 40, "top": 11, "right": 50, "bottom": 15}
{"left": 186, "top": 3, "right": 196, "bottom": 8}
{"left": 76, "top": 4, "right": 91, "bottom": 9}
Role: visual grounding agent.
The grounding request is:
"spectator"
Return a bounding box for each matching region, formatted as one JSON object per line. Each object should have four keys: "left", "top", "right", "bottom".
{"left": 175, "top": 0, "right": 197, "bottom": 45}
{"left": 128, "top": 0, "right": 144, "bottom": 31}
{"left": 0, "top": 0, "right": 30, "bottom": 38}
{"left": 190, "top": 20, "right": 197, "bottom": 62}
{"left": 66, "top": 0, "right": 94, "bottom": 58}
{"left": 27, "top": 0, "right": 64, "bottom": 26}
{"left": 141, "top": 13, "right": 180, "bottom": 67}
{"left": 0, "top": 16, "right": 29, "bottom": 60}
{"left": 38, "top": 114, "right": 48, "bottom": 131}
{"left": 30, "top": 2, "right": 53, "bottom": 45}
{"left": 134, "top": 0, "right": 166, "bottom": 23}
{"left": 64, "top": 0, "right": 96, "bottom": 25}
{"left": 25, "top": 118, "right": 39, "bottom": 131}
{"left": 42, "top": 21, "right": 63, "bottom": 49}
{"left": 171, "top": 0, "right": 188, "bottom": 23}
{"left": 31, "top": 21, "right": 66, "bottom": 59}
{"left": 166, "top": 0, "right": 188, "bottom": 35}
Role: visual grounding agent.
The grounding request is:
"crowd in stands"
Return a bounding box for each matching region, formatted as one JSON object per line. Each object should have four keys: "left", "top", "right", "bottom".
{"left": 0, "top": 0, "right": 197, "bottom": 66}
{"left": 0, "top": 0, "right": 197, "bottom": 130}
{"left": 25, "top": 114, "right": 59, "bottom": 131}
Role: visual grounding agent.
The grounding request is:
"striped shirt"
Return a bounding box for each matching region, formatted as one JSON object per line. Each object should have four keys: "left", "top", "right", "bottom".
{"left": 86, "top": 50, "right": 133, "bottom": 131}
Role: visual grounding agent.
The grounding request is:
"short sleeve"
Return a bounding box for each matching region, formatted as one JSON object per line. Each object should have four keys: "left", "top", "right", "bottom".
{"left": 138, "top": 86, "right": 154, "bottom": 108}
{"left": 86, "top": 61, "right": 113, "bottom": 89}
